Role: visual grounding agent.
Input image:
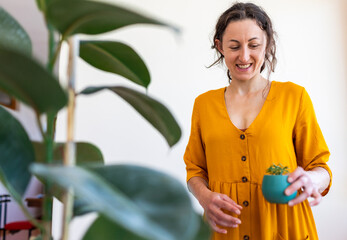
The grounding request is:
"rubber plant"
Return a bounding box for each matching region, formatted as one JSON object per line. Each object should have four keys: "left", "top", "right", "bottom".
{"left": 0, "top": 0, "right": 210, "bottom": 239}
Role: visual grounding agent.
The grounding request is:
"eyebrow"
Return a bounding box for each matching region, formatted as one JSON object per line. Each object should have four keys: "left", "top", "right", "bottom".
{"left": 229, "top": 37, "right": 259, "bottom": 43}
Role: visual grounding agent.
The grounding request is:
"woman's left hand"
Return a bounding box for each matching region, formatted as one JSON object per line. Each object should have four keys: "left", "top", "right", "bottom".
{"left": 285, "top": 166, "right": 322, "bottom": 207}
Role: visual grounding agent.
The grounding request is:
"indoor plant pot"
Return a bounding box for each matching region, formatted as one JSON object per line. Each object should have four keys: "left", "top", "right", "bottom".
{"left": 262, "top": 164, "right": 297, "bottom": 204}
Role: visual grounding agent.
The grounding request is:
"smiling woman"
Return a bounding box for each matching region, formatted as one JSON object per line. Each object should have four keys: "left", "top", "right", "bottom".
{"left": 215, "top": 19, "right": 268, "bottom": 83}
{"left": 183, "top": 2, "right": 331, "bottom": 240}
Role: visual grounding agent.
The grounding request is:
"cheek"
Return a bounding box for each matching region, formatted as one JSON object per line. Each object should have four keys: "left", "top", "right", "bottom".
{"left": 256, "top": 50, "right": 266, "bottom": 64}
{"left": 223, "top": 53, "right": 236, "bottom": 63}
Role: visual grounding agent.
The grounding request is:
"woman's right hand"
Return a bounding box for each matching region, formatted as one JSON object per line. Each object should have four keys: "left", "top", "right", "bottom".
{"left": 200, "top": 191, "right": 242, "bottom": 234}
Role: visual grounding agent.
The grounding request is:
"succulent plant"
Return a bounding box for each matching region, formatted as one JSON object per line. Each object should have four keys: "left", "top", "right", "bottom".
{"left": 266, "top": 163, "right": 289, "bottom": 175}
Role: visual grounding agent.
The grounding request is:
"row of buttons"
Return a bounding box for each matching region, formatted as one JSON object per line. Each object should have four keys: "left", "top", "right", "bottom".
{"left": 241, "top": 134, "right": 249, "bottom": 240}
{"left": 241, "top": 134, "right": 248, "bottom": 183}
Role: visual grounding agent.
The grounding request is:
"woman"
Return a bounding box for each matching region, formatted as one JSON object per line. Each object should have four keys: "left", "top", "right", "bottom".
{"left": 183, "top": 2, "right": 331, "bottom": 240}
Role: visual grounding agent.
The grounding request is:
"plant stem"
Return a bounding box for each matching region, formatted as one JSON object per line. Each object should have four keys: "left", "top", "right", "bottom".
{"left": 38, "top": 5, "right": 59, "bottom": 240}
{"left": 47, "top": 35, "right": 63, "bottom": 73}
{"left": 34, "top": 110, "right": 55, "bottom": 240}
{"left": 41, "top": 113, "right": 56, "bottom": 240}
{"left": 61, "top": 37, "right": 78, "bottom": 240}
{"left": 47, "top": 23, "right": 56, "bottom": 73}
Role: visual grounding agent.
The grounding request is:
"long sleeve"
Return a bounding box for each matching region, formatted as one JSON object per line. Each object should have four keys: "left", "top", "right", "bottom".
{"left": 293, "top": 88, "right": 332, "bottom": 196}
{"left": 183, "top": 99, "right": 208, "bottom": 183}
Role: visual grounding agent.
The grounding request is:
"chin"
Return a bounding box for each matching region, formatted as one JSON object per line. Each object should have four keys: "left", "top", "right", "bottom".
{"left": 232, "top": 75, "right": 255, "bottom": 82}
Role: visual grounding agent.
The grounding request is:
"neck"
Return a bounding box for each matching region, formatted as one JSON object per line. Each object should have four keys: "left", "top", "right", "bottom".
{"left": 229, "top": 75, "right": 268, "bottom": 96}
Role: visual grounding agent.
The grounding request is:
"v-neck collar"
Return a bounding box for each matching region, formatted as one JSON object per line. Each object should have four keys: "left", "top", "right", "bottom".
{"left": 221, "top": 81, "right": 276, "bottom": 133}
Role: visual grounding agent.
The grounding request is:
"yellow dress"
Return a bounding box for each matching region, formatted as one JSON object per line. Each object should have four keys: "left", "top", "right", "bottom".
{"left": 184, "top": 81, "right": 332, "bottom": 240}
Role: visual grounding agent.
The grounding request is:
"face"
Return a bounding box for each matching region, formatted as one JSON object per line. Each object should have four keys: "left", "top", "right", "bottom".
{"left": 216, "top": 19, "right": 267, "bottom": 82}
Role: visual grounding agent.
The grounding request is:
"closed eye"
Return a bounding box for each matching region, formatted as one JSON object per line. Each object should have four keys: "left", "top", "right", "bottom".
{"left": 249, "top": 44, "right": 260, "bottom": 49}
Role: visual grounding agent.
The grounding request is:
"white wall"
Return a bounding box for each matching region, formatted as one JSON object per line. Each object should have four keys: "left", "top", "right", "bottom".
{"left": 0, "top": 0, "right": 346, "bottom": 239}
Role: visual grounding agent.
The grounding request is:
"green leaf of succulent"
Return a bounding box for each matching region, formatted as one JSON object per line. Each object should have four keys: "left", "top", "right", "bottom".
{"left": 0, "top": 7, "right": 32, "bottom": 55}
{"left": 31, "top": 164, "right": 200, "bottom": 240}
{"left": 0, "top": 47, "right": 68, "bottom": 114}
{"left": 46, "top": 0, "right": 178, "bottom": 38}
{"left": 32, "top": 141, "right": 104, "bottom": 165}
{"left": 0, "top": 106, "right": 34, "bottom": 205}
{"left": 80, "top": 41, "right": 150, "bottom": 88}
{"left": 80, "top": 86, "right": 181, "bottom": 147}
{"left": 266, "top": 163, "right": 289, "bottom": 175}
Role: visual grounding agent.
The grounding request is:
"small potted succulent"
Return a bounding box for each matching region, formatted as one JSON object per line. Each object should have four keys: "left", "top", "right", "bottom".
{"left": 262, "top": 163, "right": 297, "bottom": 204}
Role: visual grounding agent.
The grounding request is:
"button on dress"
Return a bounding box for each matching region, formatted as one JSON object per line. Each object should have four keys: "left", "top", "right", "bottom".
{"left": 184, "top": 81, "right": 332, "bottom": 240}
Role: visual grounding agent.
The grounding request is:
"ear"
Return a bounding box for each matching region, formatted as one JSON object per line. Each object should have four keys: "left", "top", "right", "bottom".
{"left": 215, "top": 39, "right": 224, "bottom": 56}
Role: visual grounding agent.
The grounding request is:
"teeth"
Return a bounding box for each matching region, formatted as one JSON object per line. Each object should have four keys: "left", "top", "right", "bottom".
{"left": 238, "top": 64, "right": 251, "bottom": 69}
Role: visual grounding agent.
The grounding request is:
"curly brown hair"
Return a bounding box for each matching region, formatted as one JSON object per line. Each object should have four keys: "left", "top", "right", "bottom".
{"left": 210, "top": 2, "right": 277, "bottom": 79}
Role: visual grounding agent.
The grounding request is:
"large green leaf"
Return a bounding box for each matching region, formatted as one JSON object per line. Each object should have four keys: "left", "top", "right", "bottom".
{"left": 90, "top": 165, "right": 199, "bottom": 240}
{"left": 0, "top": 7, "right": 32, "bottom": 55}
{"left": 35, "top": 0, "right": 44, "bottom": 12}
{"left": 32, "top": 141, "right": 104, "bottom": 212}
{"left": 35, "top": 0, "right": 54, "bottom": 12}
{"left": 0, "top": 47, "right": 68, "bottom": 114}
{"left": 46, "top": 0, "right": 178, "bottom": 38}
{"left": 83, "top": 214, "right": 211, "bottom": 240}
{"left": 192, "top": 217, "right": 212, "bottom": 240}
{"left": 83, "top": 215, "right": 147, "bottom": 240}
{"left": 31, "top": 164, "right": 200, "bottom": 240}
{"left": 80, "top": 86, "right": 181, "bottom": 146}
{"left": 0, "top": 106, "right": 34, "bottom": 198}
{"left": 80, "top": 41, "right": 150, "bottom": 88}
{"left": 32, "top": 141, "right": 104, "bottom": 165}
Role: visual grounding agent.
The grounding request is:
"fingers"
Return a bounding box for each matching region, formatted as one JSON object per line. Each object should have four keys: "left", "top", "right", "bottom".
{"left": 286, "top": 167, "right": 322, "bottom": 207}
{"left": 220, "top": 194, "right": 243, "bottom": 211}
{"left": 309, "top": 190, "right": 322, "bottom": 206}
{"left": 212, "top": 208, "right": 242, "bottom": 226}
{"left": 204, "top": 193, "right": 242, "bottom": 232}
{"left": 288, "top": 188, "right": 322, "bottom": 207}
{"left": 207, "top": 211, "right": 240, "bottom": 235}
{"left": 288, "top": 190, "right": 309, "bottom": 206}
{"left": 207, "top": 216, "right": 228, "bottom": 234}
{"left": 207, "top": 202, "right": 241, "bottom": 226}
{"left": 285, "top": 174, "right": 310, "bottom": 196}
{"left": 287, "top": 166, "right": 304, "bottom": 183}
{"left": 219, "top": 195, "right": 243, "bottom": 214}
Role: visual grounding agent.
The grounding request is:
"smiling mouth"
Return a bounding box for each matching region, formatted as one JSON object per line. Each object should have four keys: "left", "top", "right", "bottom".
{"left": 236, "top": 63, "right": 252, "bottom": 69}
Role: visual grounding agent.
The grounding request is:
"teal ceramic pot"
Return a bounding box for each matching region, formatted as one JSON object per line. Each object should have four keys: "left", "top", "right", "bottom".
{"left": 262, "top": 175, "right": 297, "bottom": 204}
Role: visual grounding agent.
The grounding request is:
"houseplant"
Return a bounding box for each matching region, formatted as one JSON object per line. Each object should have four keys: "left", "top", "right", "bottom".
{"left": 0, "top": 0, "right": 210, "bottom": 239}
{"left": 262, "top": 163, "right": 297, "bottom": 204}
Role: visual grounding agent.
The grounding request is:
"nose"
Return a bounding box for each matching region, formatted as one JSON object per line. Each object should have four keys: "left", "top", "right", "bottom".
{"left": 239, "top": 47, "right": 250, "bottom": 62}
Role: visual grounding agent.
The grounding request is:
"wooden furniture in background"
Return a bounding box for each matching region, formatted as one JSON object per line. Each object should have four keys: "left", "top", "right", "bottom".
{"left": 0, "top": 194, "right": 40, "bottom": 240}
